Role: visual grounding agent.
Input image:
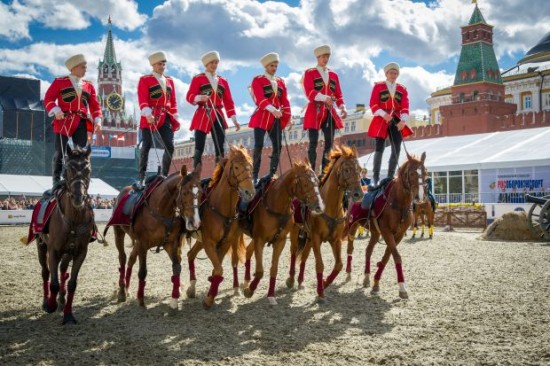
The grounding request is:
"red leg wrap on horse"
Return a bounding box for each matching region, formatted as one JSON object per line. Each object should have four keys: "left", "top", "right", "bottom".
{"left": 374, "top": 261, "right": 386, "bottom": 281}
{"left": 171, "top": 275, "right": 180, "bottom": 299}
{"left": 207, "top": 275, "right": 224, "bottom": 298}
{"left": 188, "top": 260, "right": 196, "bottom": 281}
{"left": 267, "top": 277, "right": 276, "bottom": 297}
{"left": 249, "top": 276, "right": 260, "bottom": 292}
{"left": 298, "top": 262, "right": 306, "bottom": 284}
{"left": 232, "top": 266, "right": 239, "bottom": 288}
{"left": 47, "top": 290, "right": 57, "bottom": 310}
{"left": 137, "top": 280, "right": 146, "bottom": 299}
{"left": 346, "top": 255, "right": 352, "bottom": 273}
{"left": 289, "top": 254, "right": 296, "bottom": 276}
{"left": 42, "top": 281, "right": 49, "bottom": 298}
{"left": 125, "top": 267, "right": 132, "bottom": 289}
{"left": 63, "top": 291, "right": 75, "bottom": 316}
{"left": 316, "top": 272, "right": 324, "bottom": 297}
{"left": 325, "top": 269, "right": 340, "bottom": 287}
{"left": 395, "top": 263, "right": 405, "bottom": 283}
{"left": 244, "top": 259, "right": 251, "bottom": 281}
{"left": 60, "top": 272, "right": 69, "bottom": 293}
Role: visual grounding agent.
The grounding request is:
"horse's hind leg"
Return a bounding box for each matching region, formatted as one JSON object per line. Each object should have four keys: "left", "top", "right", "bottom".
{"left": 324, "top": 238, "right": 344, "bottom": 289}
{"left": 297, "top": 241, "right": 312, "bottom": 289}
{"left": 167, "top": 241, "right": 182, "bottom": 312}
{"left": 429, "top": 211, "right": 434, "bottom": 239}
{"left": 364, "top": 229, "right": 380, "bottom": 288}
{"left": 345, "top": 222, "right": 359, "bottom": 282}
{"left": 58, "top": 254, "right": 71, "bottom": 309}
{"left": 286, "top": 227, "right": 299, "bottom": 289}
{"left": 265, "top": 237, "right": 287, "bottom": 305}
{"left": 62, "top": 245, "right": 89, "bottom": 325}
{"left": 412, "top": 213, "right": 418, "bottom": 239}
{"left": 243, "top": 237, "right": 254, "bottom": 289}
{"left": 420, "top": 211, "right": 426, "bottom": 238}
{"left": 114, "top": 226, "right": 127, "bottom": 302}
{"left": 186, "top": 239, "right": 203, "bottom": 299}
{"left": 136, "top": 248, "right": 148, "bottom": 308}
{"left": 37, "top": 238, "right": 50, "bottom": 311}
{"left": 243, "top": 238, "right": 265, "bottom": 299}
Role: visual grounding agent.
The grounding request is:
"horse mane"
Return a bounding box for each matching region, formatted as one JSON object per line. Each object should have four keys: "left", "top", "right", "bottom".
{"left": 208, "top": 159, "right": 228, "bottom": 188}
{"left": 319, "top": 145, "right": 356, "bottom": 186}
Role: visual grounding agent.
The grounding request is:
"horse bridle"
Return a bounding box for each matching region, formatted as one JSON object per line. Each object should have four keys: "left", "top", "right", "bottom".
{"left": 65, "top": 160, "right": 91, "bottom": 206}
{"left": 174, "top": 173, "right": 200, "bottom": 219}
{"left": 289, "top": 169, "right": 320, "bottom": 209}
{"left": 226, "top": 158, "right": 252, "bottom": 191}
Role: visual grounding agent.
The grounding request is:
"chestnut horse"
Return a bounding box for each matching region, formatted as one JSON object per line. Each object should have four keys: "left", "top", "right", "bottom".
{"left": 412, "top": 182, "right": 435, "bottom": 239}
{"left": 358, "top": 152, "right": 426, "bottom": 299}
{"left": 239, "top": 160, "right": 325, "bottom": 305}
{"left": 26, "top": 145, "right": 95, "bottom": 324}
{"left": 106, "top": 164, "right": 202, "bottom": 310}
{"left": 286, "top": 146, "right": 363, "bottom": 302}
{"left": 186, "top": 145, "right": 255, "bottom": 309}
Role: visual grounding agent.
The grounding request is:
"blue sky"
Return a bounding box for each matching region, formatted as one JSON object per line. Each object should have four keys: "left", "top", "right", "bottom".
{"left": 1, "top": 0, "right": 548, "bottom": 140}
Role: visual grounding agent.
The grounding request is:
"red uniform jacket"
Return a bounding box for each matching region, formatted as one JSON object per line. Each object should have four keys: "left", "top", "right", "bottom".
{"left": 248, "top": 75, "right": 291, "bottom": 130}
{"left": 302, "top": 67, "right": 345, "bottom": 130}
{"left": 186, "top": 73, "right": 236, "bottom": 134}
{"left": 44, "top": 76, "right": 102, "bottom": 137}
{"left": 137, "top": 74, "right": 180, "bottom": 131}
{"left": 368, "top": 81, "right": 413, "bottom": 139}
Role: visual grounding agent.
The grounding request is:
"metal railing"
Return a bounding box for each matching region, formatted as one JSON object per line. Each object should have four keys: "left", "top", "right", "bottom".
{"left": 434, "top": 190, "right": 550, "bottom": 204}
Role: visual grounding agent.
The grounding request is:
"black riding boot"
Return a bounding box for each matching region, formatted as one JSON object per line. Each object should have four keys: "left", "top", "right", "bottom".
{"left": 192, "top": 149, "right": 202, "bottom": 169}
{"left": 137, "top": 149, "right": 149, "bottom": 188}
{"left": 320, "top": 151, "right": 330, "bottom": 178}
{"left": 371, "top": 151, "right": 383, "bottom": 187}
{"left": 252, "top": 147, "right": 262, "bottom": 183}
{"left": 269, "top": 149, "right": 280, "bottom": 177}
{"left": 387, "top": 152, "right": 400, "bottom": 179}
{"left": 307, "top": 145, "right": 317, "bottom": 175}
{"left": 161, "top": 153, "right": 172, "bottom": 177}
{"left": 51, "top": 151, "right": 63, "bottom": 188}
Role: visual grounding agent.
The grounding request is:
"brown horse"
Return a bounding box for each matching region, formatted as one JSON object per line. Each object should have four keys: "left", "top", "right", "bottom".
{"left": 106, "top": 163, "right": 202, "bottom": 309}
{"left": 239, "top": 160, "right": 325, "bottom": 305}
{"left": 186, "top": 145, "right": 255, "bottom": 309}
{"left": 359, "top": 152, "right": 426, "bottom": 298}
{"left": 26, "top": 145, "right": 95, "bottom": 324}
{"left": 286, "top": 146, "right": 363, "bottom": 302}
{"left": 412, "top": 181, "right": 435, "bottom": 239}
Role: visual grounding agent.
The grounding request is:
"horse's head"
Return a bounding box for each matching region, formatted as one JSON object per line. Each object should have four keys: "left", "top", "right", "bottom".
{"left": 64, "top": 145, "right": 91, "bottom": 209}
{"left": 177, "top": 163, "right": 202, "bottom": 232}
{"left": 401, "top": 151, "right": 427, "bottom": 202}
{"left": 321, "top": 145, "right": 363, "bottom": 202}
{"left": 226, "top": 145, "right": 255, "bottom": 202}
{"left": 289, "top": 160, "right": 325, "bottom": 214}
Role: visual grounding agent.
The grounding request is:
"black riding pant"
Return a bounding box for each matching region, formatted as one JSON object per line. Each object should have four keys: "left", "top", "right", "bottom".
{"left": 308, "top": 117, "right": 335, "bottom": 174}
{"left": 52, "top": 119, "right": 88, "bottom": 185}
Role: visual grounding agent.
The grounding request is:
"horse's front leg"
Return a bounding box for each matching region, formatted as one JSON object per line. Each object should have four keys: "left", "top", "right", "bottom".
{"left": 324, "top": 238, "right": 343, "bottom": 289}
{"left": 231, "top": 234, "right": 245, "bottom": 295}
{"left": 286, "top": 227, "right": 299, "bottom": 289}
{"left": 391, "top": 232, "right": 409, "bottom": 299}
{"left": 186, "top": 239, "right": 203, "bottom": 299}
{"left": 136, "top": 247, "right": 148, "bottom": 308}
{"left": 371, "top": 245, "right": 391, "bottom": 296}
{"left": 345, "top": 223, "right": 358, "bottom": 282}
{"left": 298, "top": 241, "right": 313, "bottom": 290}
{"left": 243, "top": 238, "right": 264, "bottom": 299}
{"left": 45, "top": 249, "right": 61, "bottom": 314}
{"left": 58, "top": 254, "right": 71, "bottom": 309}
{"left": 36, "top": 238, "right": 50, "bottom": 311}
{"left": 310, "top": 237, "right": 326, "bottom": 303}
{"left": 167, "top": 240, "right": 183, "bottom": 312}
{"left": 243, "top": 237, "right": 255, "bottom": 289}
{"left": 202, "top": 239, "right": 224, "bottom": 310}
{"left": 114, "top": 226, "right": 127, "bottom": 302}
{"left": 266, "top": 236, "right": 287, "bottom": 305}
{"left": 364, "top": 228, "right": 380, "bottom": 288}
{"left": 62, "top": 244, "right": 89, "bottom": 325}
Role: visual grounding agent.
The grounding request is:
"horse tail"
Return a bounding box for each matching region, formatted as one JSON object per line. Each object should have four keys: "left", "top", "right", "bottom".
{"left": 103, "top": 225, "right": 110, "bottom": 238}
{"left": 19, "top": 236, "right": 29, "bottom": 245}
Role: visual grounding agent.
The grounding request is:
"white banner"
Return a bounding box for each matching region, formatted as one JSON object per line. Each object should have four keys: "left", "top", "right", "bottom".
{"left": 0, "top": 209, "right": 113, "bottom": 225}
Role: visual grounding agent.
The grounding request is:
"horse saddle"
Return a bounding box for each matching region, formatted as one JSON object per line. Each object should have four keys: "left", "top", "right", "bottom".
{"left": 349, "top": 180, "right": 396, "bottom": 229}
{"left": 238, "top": 176, "right": 275, "bottom": 217}
{"left": 362, "top": 178, "right": 393, "bottom": 210}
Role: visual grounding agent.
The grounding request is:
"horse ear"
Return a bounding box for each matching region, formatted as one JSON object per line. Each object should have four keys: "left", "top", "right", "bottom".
{"left": 180, "top": 165, "right": 188, "bottom": 177}
{"left": 421, "top": 151, "right": 426, "bottom": 164}
{"left": 406, "top": 150, "right": 412, "bottom": 161}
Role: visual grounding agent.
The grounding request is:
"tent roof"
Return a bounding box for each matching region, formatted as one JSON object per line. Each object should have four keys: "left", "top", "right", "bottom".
{"left": 0, "top": 174, "right": 119, "bottom": 198}
{"left": 358, "top": 127, "right": 550, "bottom": 173}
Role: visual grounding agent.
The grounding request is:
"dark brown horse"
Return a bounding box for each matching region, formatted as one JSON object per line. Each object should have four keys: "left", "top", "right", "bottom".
{"left": 186, "top": 145, "right": 255, "bottom": 309}
{"left": 106, "top": 164, "right": 202, "bottom": 310}
{"left": 239, "top": 160, "right": 325, "bottom": 305}
{"left": 355, "top": 152, "right": 426, "bottom": 298}
{"left": 25, "top": 145, "right": 95, "bottom": 324}
{"left": 412, "top": 181, "right": 435, "bottom": 239}
{"left": 286, "top": 146, "right": 363, "bottom": 302}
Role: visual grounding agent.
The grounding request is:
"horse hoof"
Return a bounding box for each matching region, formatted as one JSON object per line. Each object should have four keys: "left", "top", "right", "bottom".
{"left": 285, "top": 278, "right": 294, "bottom": 289}
{"left": 186, "top": 287, "right": 196, "bottom": 299}
{"left": 411, "top": 234, "right": 416, "bottom": 239}
{"left": 57, "top": 294, "right": 66, "bottom": 308}
{"left": 45, "top": 303, "right": 57, "bottom": 314}
{"left": 429, "top": 236, "right": 433, "bottom": 240}
{"left": 62, "top": 313, "right": 77, "bottom": 325}
{"left": 298, "top": 284, "right": 305, "bottom": 290}
{"left": 202, "top": 297, "right": 214, "bottom": 310}
{"left": 117, "top": 290, "right": 127, "bottom": 303}
{"left": 363, "top": 276, "right": 371, "bottom": 288}
{"left": 233, "top": 287, "right": 241, "bottom": 296}
{"left": 345, "top": 273, "right": 352, "bottom": 282}
{"left": 399, "top": 291, "right": 409, "bottom": 299}
{"left": 267, "top": 297, "right": 278, "bottom": 306}
{"left": 243, "top": 288, "right": 254, "bottom": 298}
{"left": 316, "top": 296, "right": 326, "bottom": 304}
{"left": 169, "top": 298, "right": 178, "bottom": 311}
{"left": 371, "top": 286, "right": 380, "bottom": 296}
{"left": 138, "top": 299, "right": 146, "bottom": 308}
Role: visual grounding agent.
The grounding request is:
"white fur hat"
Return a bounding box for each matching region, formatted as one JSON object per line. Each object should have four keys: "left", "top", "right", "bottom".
{"left": 148, "top": 51, "right": 167, "bottom": 66}
{"left": 65, "top": 54, "right": 86, "bottom": 71}
{"left": 260, "top": 52, "right": 279, "bottom": 67}
{"left": 201, "top": 51, "right": 220, "bottom": 66}
{"left": 383, "top": 62, "right": 400, "bottom": 74}
{"left": 314, "top": 44, "right": 331, "bottom": 57}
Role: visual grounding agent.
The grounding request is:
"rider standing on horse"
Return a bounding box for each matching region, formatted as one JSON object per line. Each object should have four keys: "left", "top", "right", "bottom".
{"left": 136, "top": 51, "right": 181, "bottom": 187}
{"left": 187, "top": 51, "right": 241, "bottom": 169}
{"left": 367, "top": 62, "right": 413, "bottom": 187}
{"left": 249, "top": 52, "right": 292, "bottom": 184}
{"left": 302, "top": 45, "right": 347, "bottom": 177}
{"left": 44, "top": 54, "right": 103, "bottom": 188}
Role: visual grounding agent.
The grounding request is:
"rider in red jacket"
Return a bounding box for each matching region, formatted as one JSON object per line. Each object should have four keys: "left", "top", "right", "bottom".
{"left": 44, "top": 54, "right": 102, "bottom": 187}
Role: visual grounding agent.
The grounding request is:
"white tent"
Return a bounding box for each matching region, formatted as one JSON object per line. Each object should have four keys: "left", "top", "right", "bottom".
{"left": 0, "top": 174, "right": 119, "bottom": 198}
{"left": 358, "top": 126, "right": 550, "bottom": 173}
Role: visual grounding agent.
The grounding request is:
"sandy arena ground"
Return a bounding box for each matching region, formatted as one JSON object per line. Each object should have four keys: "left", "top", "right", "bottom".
{"left": 0, "top": 224, "right": 549, "bottom": 366}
